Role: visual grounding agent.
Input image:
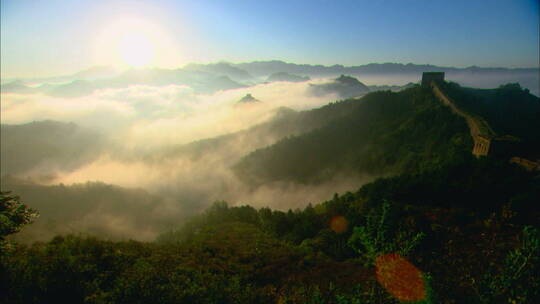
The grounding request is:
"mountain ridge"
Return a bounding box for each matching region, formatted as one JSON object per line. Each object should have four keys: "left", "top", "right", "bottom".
{"left": 233, "top": 82, "right": 539, "bottom": 187}
{"left": 4, "top": 61, "right": 537, "bottom": 83}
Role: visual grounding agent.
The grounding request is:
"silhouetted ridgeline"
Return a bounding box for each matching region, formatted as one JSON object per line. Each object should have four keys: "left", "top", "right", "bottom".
{"left": 3, "top": 62, "right": 538, "bottom": 97}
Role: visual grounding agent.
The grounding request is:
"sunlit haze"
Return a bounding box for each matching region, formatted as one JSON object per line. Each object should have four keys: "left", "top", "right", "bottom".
{"left": 1, "top": 0, "right": 538, "bottom": 78}
{"left": 1, "top": 2, "right": 540, "bottom": 300}
{"left": 94, "top": 17, "right": 171, "bottom": 68}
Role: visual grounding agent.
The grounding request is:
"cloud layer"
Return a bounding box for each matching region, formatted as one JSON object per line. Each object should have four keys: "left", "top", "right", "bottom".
{"left": 2, "top": 79, "right": 364, "bottom": 241}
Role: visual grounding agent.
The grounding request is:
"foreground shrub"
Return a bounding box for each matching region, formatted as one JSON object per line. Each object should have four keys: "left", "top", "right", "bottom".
{"left": 347, "top": 201, "right": 425, "bottom": 266}
{"left": 476, "top": 226, "right": 540, "bottom": 303}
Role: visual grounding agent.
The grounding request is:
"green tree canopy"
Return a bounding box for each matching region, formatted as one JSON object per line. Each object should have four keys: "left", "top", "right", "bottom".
{"left": 0, "top": 191, "right": 38, "bottom": 251}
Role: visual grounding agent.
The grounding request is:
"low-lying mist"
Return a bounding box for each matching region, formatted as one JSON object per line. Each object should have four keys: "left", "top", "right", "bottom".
{"left": 2, "top": 78, "right": 372, "bottom": 242}
{"left": 2, "top": 70, "right": 537, "bottom": 242}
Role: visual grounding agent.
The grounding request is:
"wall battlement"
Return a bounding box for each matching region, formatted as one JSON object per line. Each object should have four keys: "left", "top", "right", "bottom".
{"left": 510, "top": 157, "right": 540, "bottom": 171}
{"left": 422, "top": 72, "right": 445, "bottom": 86}
{"left": 472, "top": 135, "right": 491, "bottom": 156}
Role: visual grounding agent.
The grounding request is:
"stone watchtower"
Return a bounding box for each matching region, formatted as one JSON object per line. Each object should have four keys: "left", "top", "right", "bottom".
{"left": 422, "top": 72, "right": 445, "bottom": 86}
{"left": 472, "top": 135, "right": 491, "bottom": 156}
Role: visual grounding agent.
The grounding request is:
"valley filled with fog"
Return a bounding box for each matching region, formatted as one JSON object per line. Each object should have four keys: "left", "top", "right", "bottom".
{"left": 2, "top": 61, "right": 538, "bottom": 241}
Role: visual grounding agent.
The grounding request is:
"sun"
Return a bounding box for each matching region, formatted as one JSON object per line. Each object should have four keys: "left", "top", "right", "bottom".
{"left": 118, "top": 33, "right": 155, "bottom": 67}
{"left": 95, "top": 17, "right": 171, "bottom": 68}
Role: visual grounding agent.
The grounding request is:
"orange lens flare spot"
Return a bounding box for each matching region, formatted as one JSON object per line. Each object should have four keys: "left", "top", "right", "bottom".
{"left": 375, "top": 253, "right": 426, "bottom": 302}
{"left": 329, "top": 216, "right": 348, "bottom": 233}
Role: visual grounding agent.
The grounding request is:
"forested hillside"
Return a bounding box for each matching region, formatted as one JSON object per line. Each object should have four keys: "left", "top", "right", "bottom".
{"left": 441, "top": 82, "right": 540, "bottom": 146}
{"left": 234, "top": 85, "right": 473, "bottom": 186}
{"left": 234, "top": 83, "right": 539, "bottom": 188}
{"left": 161, "top": 95, "right": 362, "bottom": 162}
{"left": 3, "top": 154, "right": 539, "bottom": 303}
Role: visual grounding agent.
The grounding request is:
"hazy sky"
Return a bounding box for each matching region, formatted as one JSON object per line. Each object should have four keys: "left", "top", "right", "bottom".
{"left": 1, "top": 0, "right": 539, "bottom": 78}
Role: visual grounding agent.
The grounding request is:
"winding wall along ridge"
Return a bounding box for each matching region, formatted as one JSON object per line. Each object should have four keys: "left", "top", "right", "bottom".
{"left": 431, "top": 83, "right": 492, "bottom": 156}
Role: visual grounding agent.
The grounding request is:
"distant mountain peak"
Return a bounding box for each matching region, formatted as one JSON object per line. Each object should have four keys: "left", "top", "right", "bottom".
{"left": 238, "top": 93, "right": 260, "bottom": 104}
{"left": 309, "top": 75, "right": 370, "bottom": 99}
{"left": 183, "top": 62, "right": 253, "bottom": 81}
{"left": 335, "top": 74, "right": 363, "bottom": 85}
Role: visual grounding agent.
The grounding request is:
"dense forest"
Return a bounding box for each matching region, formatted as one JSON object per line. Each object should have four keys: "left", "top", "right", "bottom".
{"left": 2, "top": 82, "right": 540, "bottom": 303}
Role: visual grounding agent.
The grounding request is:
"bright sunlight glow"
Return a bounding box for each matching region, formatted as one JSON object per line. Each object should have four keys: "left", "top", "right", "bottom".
{"left": 94, "top": 17, "right": 176, "bottom": 68}
{"left": 118, "top": 33, "right": 155, "bottom": 67}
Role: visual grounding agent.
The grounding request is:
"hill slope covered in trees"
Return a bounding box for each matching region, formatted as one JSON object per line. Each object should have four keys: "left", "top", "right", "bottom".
{"left": 234, "top": 83, "right": 539, "bottom": 187}
{"left": 234, "top": 85, "right": 473, "bottom": 186}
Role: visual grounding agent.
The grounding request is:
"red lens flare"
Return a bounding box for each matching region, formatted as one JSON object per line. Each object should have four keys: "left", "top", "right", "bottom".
{"left": 329, "top": 216, "right": 348, "bottom": 233}
{"left": 375, "top": 253, "right": 426, "bottom": 302}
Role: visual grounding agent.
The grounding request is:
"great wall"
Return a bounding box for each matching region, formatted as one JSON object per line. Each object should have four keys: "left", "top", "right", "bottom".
{"left": 421, "top": 72, "right": 540, "bottom": 170}
{"left": 431, "top": 83, "right": 494, "bottom": 157}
